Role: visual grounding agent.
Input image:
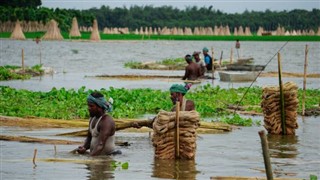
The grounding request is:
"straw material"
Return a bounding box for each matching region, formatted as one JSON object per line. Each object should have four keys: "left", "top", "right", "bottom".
{"left": 90, "top": 19, "right": 100, "bottom": 41}
{"left": 152, "top": 110, "right": 200, "bottom": 160}
{"left": 10, "top": 20, "right": 26, "bottom": 40}
{"left": 261, "top": 82, "right": 299, "bottom": 135}
{"left": 69, "top": 17, "right": 81, "bottom": 37}
{"left": 42, "top": 19, "right": 64, "bottom": 40}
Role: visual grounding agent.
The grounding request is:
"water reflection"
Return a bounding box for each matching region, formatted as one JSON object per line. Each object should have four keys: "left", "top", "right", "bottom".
{"left": 85, "top": 159, "right": 114, "bottom": 180}
{"left": 267, "top": 134, "right": 299, "bottom": 159}
{"left": 152, "top": 159, "right": 199, "bottom": 179}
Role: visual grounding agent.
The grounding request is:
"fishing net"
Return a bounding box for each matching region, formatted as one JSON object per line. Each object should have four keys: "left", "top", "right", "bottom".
{"left": 261, "top": 82, "right": 299, "bottom": 135}
{"left": 152, "top": 110, "right": 200, "bottom": 160}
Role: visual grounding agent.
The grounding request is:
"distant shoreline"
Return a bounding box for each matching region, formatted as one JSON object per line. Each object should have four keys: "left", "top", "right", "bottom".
{"left": 2, "top": 32, "right": 320, "bottom": 41}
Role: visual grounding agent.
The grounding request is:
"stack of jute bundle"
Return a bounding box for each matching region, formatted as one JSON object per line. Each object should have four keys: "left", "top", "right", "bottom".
{"left": 42, "top": 19, "right": 64, "bottom": 40}
{"left": 261, "top": 82, "right": 299, "bottom": 135}
{"left": 152, "top": 110, "right": 200, "bottom": 159}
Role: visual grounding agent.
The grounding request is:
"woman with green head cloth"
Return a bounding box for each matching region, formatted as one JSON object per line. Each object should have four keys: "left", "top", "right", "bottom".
{"left": 169, "top": 83, "right": 195, "bottom": 111}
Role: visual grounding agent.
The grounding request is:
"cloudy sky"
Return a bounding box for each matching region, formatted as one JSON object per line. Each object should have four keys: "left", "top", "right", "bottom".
{"left": 42, "top": 0, "right": 319, "bottom": 13}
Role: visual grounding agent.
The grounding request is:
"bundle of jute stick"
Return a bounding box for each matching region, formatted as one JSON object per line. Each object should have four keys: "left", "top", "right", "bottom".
{"left": 152, "top": 110, "right": 200, "bottom": 159}
{"left": 261, "top": 82, "right": 299, "bottom": 135}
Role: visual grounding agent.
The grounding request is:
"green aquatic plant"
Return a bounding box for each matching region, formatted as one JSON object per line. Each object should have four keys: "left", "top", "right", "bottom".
{"left": 71, "top": 49, "right": 79, "bottom": 54}
{"left": 0, "top": 85, "right": 319, "bottom": 123}
{"left": 219, "top": 114, "right": 258, "bottom": 126}
{"left": 111, "top": 161, "right": 129, "bottom": 170}
{"left": 310, "top": 174, "right": 317, "bottom": 180}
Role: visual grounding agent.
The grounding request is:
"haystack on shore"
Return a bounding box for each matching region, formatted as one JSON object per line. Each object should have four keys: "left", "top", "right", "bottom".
{"left": 42, "top": 19, "right": 64, "bottom": 40}
{"left": 10, "top": 20, "right": 25, "bottom": 40}
{"left": 261, "top": 82, "right": 299, "bottom": 135}
{"left": 90, "top": 19, "right": 100, "bottom": 41}
{"left": 152, "top": 110, "right": 200, "bottom": 160}
{"left": 69, "top": 17, "right": 81, "bottom": 37}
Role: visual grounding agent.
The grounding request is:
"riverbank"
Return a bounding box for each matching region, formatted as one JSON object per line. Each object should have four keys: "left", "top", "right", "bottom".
{"left": 2, "top": 32, "right": 320, "bottom": 41}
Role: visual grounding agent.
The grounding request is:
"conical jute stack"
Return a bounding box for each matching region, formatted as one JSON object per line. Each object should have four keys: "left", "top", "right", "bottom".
{"left": 69, "top": 17, "right": 81, "bottom": 37}
{"left": 42, "top": 19, "right": 64, "bottom": 40}
{"left": 261, "top": 82, "right": 299, "bottom": 135}
{"left": 90, "top": 19, "right": 100, "bottom": 41}
{"left": 152, "top": 110, "right": 200, "bottom": 160}
{"left": 10, "top": 20, "right": 26, "bottom": 40}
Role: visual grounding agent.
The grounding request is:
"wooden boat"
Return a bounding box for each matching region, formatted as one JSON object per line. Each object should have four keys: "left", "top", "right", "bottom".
{"left": 226, "top": 64, "right": 266, "bottom": 71}
{"left": 218, "top": 71, "right": 258, "bottom": 82}
{"left": 236, "top": 57, "right": 254, "bottom": 64}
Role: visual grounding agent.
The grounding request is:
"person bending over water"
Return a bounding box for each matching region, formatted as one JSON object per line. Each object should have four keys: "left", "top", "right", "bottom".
{"left": 77, "top": 92, "right": 121, "bottom": 156}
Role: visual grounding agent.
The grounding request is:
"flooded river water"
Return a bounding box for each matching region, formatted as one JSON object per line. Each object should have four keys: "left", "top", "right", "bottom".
{"left": 1, "top": 39, "right": 319, "bottom": 179}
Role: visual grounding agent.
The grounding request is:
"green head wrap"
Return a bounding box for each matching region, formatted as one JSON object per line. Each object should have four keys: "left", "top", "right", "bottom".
{"left": 169, "top": 84, "right": 190, "bottom": 95}
{"left": 202, "top": 47, "right": 209, "bottom": 52}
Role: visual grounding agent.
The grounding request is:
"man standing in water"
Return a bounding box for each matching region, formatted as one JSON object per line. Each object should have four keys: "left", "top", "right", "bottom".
{"left": 202, "top": 47, "right": 213, "bottom": 72}
{"left": 77, "top": 92, "right": 120, "bottom": 156}
{"left": 193, "top": 51, "right": 206, "bottom": 76}
{"left": 182, "top": 54, "right": 202, "bottom": 80}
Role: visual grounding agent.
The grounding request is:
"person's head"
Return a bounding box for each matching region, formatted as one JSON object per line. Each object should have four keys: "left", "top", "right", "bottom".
{"left": 185, "top": 54, "right": 193, "bottom": 64}
{"left": 192, "top": 51, "right": 201, "bottom": 61}
{"left": 87, "top": 91, "right": 111, "bottom": 117}
{"left": 169, "top": 83, "right": 192, "bottom": 105}
{"left": 202, "top": 47, "right": 209, "bottom": 55}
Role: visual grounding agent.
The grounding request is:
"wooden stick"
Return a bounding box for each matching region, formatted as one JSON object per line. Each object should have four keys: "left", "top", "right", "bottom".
{"left": 258, "top": 130, "right": 273, "bottom": 180}
{"left": 33, "top": 149, "right": 37, "bottom": 167}
{"left": 175, "top": 101, "right": 180, "bottom": 159}
{"left": 39, "top": 43, "right": 42, "bottom": 65}
{"left": 21, "top": 48, "right": 24, "bottom": 73}
{"left": 302, "top": 44, "right": 308, "bottom": 116}
{"left": 230, "top": 48, "right": 233, "bottom": 64}
{"left": 219, "top": 50, "right": 223, "bottom": 66}
{"left": 54, "top": 144, "right": 57, "bottom": 155}
{"left": 277, "top": 52, "right": 286, "bottom": 135}
{"left": 211, "top": 47, "right": 215, "bottom": 79}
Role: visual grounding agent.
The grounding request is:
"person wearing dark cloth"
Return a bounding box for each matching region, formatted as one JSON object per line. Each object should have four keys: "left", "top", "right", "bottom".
{"left": 182, "top": 54, "right": 202, "bottom": 80}
{"left": 77, "top": 92, "right": 121, "bottom": 156}
{"left": 202, "top": 47, "right": 213, "bottom": 71}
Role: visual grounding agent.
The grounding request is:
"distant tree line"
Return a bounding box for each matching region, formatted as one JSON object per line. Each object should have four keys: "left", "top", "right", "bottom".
{"left": 1, "top": 2, "right": 319, "bottom": 33}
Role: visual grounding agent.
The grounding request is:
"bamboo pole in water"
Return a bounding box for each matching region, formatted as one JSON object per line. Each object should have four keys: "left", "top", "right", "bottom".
{"left": 302, "top": 45, "right": 308, "bottom": 116}
{"left": 277, "top": 52, "right": 286, "bottom": 135}
{"left": 211, "top": 47, "right": 215, "bottom": 79}
{"left": 33, "top": 148, "right": 37, "bottom": 167}
{"left": 21, "top": 48, "right": 25, "bottom": 73}
{"left": 175, "top": 101, "right": 180, "bottom": 159}
{"left": 258, "top": 130, "right": 273, "bottom": 180}
{"left": 219, "top": 51, "right": 223, "bottom": 66}
{"left": 230, "top": 48, "right": 233, "bottom": 64}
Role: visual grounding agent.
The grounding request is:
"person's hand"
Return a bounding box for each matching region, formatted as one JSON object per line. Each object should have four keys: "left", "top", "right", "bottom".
{"left": 77, "top": 146, "right": 87, "bottom": 154}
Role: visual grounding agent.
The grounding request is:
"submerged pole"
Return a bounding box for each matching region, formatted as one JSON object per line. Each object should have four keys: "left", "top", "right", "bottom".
{"left": 33, "top": 148, "right": 37, "bottom": 167}
{"left": 302, "top": 45, "right": 308, "bottom": 116}
{"left": 175, "top": 101, "right": 180, "bottom": 159}
{"left": 211, "top": 47, "right": 215, "bottom": 80}
{"left": 21, "top": 48, "right": 25, "bottom": 73}
{"left": 258, "top": 130, "right": 273, "bottom": 180}
{"left": 277, "top": 52, "right": 286, "bottom": 135}
{"left": 230, "top": 48, "right": 233, "bottom": 64}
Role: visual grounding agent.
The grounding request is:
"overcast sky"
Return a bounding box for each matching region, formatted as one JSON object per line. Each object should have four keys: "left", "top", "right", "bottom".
{"left": 42, "top": 0, "right": 320, "bottom": 13}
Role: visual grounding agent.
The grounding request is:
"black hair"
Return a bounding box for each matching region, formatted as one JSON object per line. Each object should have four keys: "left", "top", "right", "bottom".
{"left": 91, "top": 91, "right": 104, "bottom": 98}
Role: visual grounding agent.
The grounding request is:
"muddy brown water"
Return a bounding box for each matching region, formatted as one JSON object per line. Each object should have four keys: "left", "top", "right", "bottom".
{"left": 1, "top": 40, "right": 319, "bottom": 179}
{"left": 1, "top": 116, "right": 319, "bottom": 179}
{"left": 0, "top": 39, "right": 319, "bottom": 91}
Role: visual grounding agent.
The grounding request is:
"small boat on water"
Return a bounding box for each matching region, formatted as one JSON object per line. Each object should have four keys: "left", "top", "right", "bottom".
{"left": 218, "top": 71, "right": 258, "bottom": 82}
{"left": 226, "top": 64, "right": 266, "bottom": 71}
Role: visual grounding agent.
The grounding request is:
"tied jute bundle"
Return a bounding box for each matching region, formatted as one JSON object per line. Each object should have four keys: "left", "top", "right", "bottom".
{"left": 152, "top": 110, "right": 200, "bottom": 160}
{"left": 261, "top": 82, "right": 299, "bottom": 135}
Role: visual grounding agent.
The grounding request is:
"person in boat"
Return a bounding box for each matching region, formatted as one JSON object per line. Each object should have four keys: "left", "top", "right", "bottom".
{"left": 77, "top": 92, "right": 121, "bottom": 156}
{"left": 182, "top": 54, "right": 202, "bottom": 80}
{"left": 133, "top": 83, "right": 195, "bottom": 128}
{"left": 193, "top": 51, "right": 206, "bottom": 76}
{"left": 202, "top": 47, "right": 213, "bottom": 71}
